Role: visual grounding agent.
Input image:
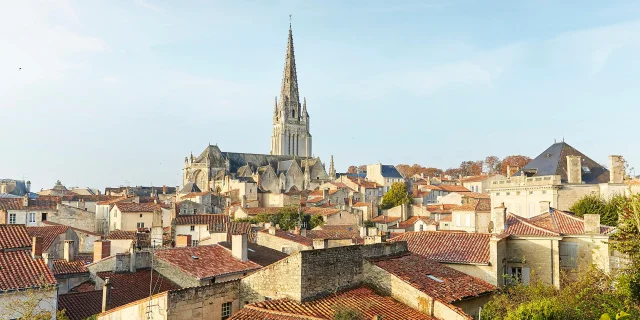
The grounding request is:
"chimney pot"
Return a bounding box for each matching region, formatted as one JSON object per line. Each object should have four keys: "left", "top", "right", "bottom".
{"left": 232, "top": 233, "right": 248, "bottom": 262}
{"left": 63, "top": 240, "right": 74, "bottom": 262}
{"left": 102, "top": 278, "right": 112, "bottom": 312}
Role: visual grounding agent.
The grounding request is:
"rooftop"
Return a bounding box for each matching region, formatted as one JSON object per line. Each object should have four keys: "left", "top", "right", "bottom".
{"left": 26, "top": 225, "right": 69, "bottom": 250}
{"left": 0, "top": 250, "right": 57, "bottom": 291}
{"left": 154, "top": 245, "right": 261, "bottom": 280}
{"left": 114, "top": 202, "right": 162, "bottom": 213}
{"left": 0, "top": 224, "right": 32, "bottom": 250}
{"left": 52, "top": 259, "right": 89, "bottom": 276}
{"left": 258, "top": 228, "right": 314, "bottom": 247}
{"left": 390, "top": 231, "right": 492, "bottom": 265}
{"left": 218, "top": 241, "right": 289, "bottom": 267}
{"left": 394, "top": 216, "right": 438, "bottom": 229}
{"left": 230, "top": 286, "right": 435, "bottom": 320}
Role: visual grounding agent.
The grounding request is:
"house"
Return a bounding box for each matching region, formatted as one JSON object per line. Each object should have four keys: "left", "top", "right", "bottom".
{"left": 439, "top": 191, "right": 490, "bottom": 206}
{"left": 232, "top": 206, "right": 281, "bottom": 220}
{"left": 0, "top": 179, "right": 31, "bottom": 196}
{"left": 42, "top": 220, "right": 102, "bottom": 254}
{"left": 336, "top": 175, "right": 382, "bottom": 203}
{"left": 450, "top": 199, "right": 492, "bottom": 233}
{"left": 366, "top": 163, "right": 405, "bottom": 194}
{"left": 305, "top": 207, "right": 361, "bottom": 226}
{"left": 26, "top": 224, "right": 77, "bottom": 259}
{"left": 109, "top": 202, "right": 165, "bottom": 231}
{"left": 178, "top": 191, "right": 224, "bottom": 214}
{"left": 388, "top": 216, "right": 438, "bottom": 233}
{"left": 461, "top": 174, "right": 505, "bottom": 193}
{"left": 106, "top": 230, "right": 151, "bottom": 255}
{"left": 489, "top": 141, "right": 630, "bottom": 216}
{"left": 0, "top": 224, "right": 58, "bottom": 320}
{"left": 0, "top": 195, "right": 57, "bottom": 226}
{"left": 50, "top": 239, "right": 92, "bottom": 294}
{"left": 172, "top": 214, "right": 230, "bottom": 246}
{"left": 154, "top": 235, "right": 261, "bottom": 287}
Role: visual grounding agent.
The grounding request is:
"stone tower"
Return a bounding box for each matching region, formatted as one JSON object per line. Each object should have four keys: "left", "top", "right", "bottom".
{"left": 271, "top": 24, "right": 312, "bottom": 157}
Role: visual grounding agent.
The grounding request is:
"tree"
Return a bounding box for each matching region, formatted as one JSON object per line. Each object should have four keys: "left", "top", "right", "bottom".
{"left": 501, "top": 155, "right": 532, "bottom": 175}
{"left": 255, "top": 206, "right": 301, "bottom": 231}
{"left": 380, "top": 182, "right": 412, "bottom": 210}
{"left": 444, "top": 167, "right": 461, "bottom": 177}
{"left": 485, "top": 156, "right": 501, "bottom": 174}
{"left": 309, "top": 215, "right": 325, "bottom": 229}
{"left": 347, "top": 166, "right": 358, "bottom": 174}
{"left": 0, "top": 282, "right": 68, "bottom": 320}
{"left": 570, "top": 194, "right": 627, "bottom": 226}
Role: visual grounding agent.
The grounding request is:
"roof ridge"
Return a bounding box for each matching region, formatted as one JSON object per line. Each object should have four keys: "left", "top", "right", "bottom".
{"left": 244, "top": 305, "right": 325, "bottom": 320}
{"left": 508, "top": 213, "right": 559, "bottom": 235}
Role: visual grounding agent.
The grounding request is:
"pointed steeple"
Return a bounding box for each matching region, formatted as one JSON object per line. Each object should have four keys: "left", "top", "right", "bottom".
{"left": 329, "top": 155, "right": 336, "bottom": 180}
{"left": 279, "top": 23, "right": 300, "bottom": 120}
{"left": 302, "top": 97, "right": 308, "bottom": 122}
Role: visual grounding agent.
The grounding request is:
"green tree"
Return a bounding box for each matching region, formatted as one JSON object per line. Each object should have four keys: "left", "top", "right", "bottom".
{"left": 309, "top": 215, "right": 325, "bottom": 229}
{"left": 380, "top": 182, "right": 411, "bottom": 210}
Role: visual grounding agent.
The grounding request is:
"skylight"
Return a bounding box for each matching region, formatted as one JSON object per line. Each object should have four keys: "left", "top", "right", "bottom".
{"left": 427, "top": 275, "right": 443, "bottom": 283}
{"left": 582, "top": 166, "right": 591, "bottom": 173}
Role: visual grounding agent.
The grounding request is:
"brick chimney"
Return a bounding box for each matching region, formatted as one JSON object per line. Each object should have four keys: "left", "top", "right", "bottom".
{"left": 31, "top": 236, "right": 43, "bottom": 259}
{"left": 63, "top": 240, "right": 74, "bottom": 262}
{"left": 232, "top": 233, "right": 248, "bottom": 262}
{"left": 492, "top": 203, "right": 507, "bottom": 234}
{"left": 94, "top": 240, "right": 111, "bottom": 262}
{"left": 102, "top": 278, "right": 112, "bottom": 312}
{"left": 609, "top": 155, "right": 624, "bottom": 184}
{"left": 176, "top": 234, "right": 192, "bottom": 248}
{"left": 567, "top": 156, "right": 582, "bottom": 184}
{"left": 583, "top": 214, "right": 601, "bottom": 234}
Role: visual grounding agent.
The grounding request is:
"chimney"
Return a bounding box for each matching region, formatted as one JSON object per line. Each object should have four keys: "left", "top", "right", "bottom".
{"left": 43, "top": 252, "right": 52, "bottom": 270}
{"left": 232, "top": 233, "right": 248, "bottom": 262}
{"left": 102, "top": 278, "right": 112, "bottom": 312}
{"left": 63, "top": 240, "right": 74, "bottom": 262}
{"left": 26, "top": 181, "right": 31, "bottom": 193}
{"left": 492, "top": 203, "right": 507, "bottom": 234}
{"left": 163, "top": 185, "right": 167, "bottom": 195}
{"left": 176, "top": 234, "right": 192, "bottom": 248}
{"left": 93, "top": 240, "right": 111, "bottom": 262}
{"left": 539, "top": 201, "right": 551, "bottom": 214}
{"left": 23, "top": 194, "right": 29, "bottom": 207}
{"left": 268, "top": 226, "right": 276, "bottom": 235}
{"left": 506, "top": 165, "right": 512, "bottom": 178}
{"left": 313, "top": 239, "right": 328, "bottom": 249}
{"left": 322, "top": 189, "right": 329, "bottom": 199}
{"left": 584, "top": 214, "right": 601, "bottom": 234}
{"left": 293, "top": 225, "right": 300, "bottom": 235}
{"left": 129, "top": 243, "right": 137, "bottom": 273}
{"left": 31, "top": 236, "right": 43, "bottom": 259}
{"left": 609, "top": 155, "right": 624, "bottom": 184}
{"left": 300, "top": 228, "right": 307, "bottom": 237}
{"left": 567, "top": 156, "right": 582, "bottom": 184}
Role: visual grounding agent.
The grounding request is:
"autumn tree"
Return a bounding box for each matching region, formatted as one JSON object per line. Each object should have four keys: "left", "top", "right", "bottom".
{"left": 347, "top": 166, "right": 358, "bottom": 174}
{"left": 396, "top": 164, "right": 444, "bottom": 179}
{"left": 484, "top": 156, "right": 501, "bottom": 174}
{"left": 459, "top": 160, "right": 483, "bottom": 176}
{"left": 380, "top": 182, "right": 412, "bottom": 210}
{"left": 444, "top": 167, "right": 461, "bottom": 177}
{"left": 500, "top": 155, "right": 532, "bottom": 175}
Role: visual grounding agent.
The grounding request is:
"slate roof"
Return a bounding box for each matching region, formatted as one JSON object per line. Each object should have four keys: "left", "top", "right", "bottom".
{"left": 372, "top": 254, "right": 496, "bottom": 304}
{"left": 390, "top": 231, "right": 491, "bottom": 265}
{"left": 381, "top": 165, "right": 404, "bottom": 178}
{"left": 218, "top": 241, "right": 289, "bottom": 267}
{"left": 230, "top": 286, "right": 436, "bottom": 320}
{"left": 519, "top": 142, "right": 609, "bottom": 184}
{"left": 59, "top": 269, "right": 180, "bottom": 320}
{"left": 0, "top": 224, "right": 32, "bottom": 250}
{"left": 179, "top": 182, "right": 202, "bottom": 194}
{"left": 26, "top": 225, "right": 69, "bottom": 250}
{"left": 154, "top": 245, "right": 261, "bottom": 280}
{"left": 0, "top": 250, "right": 57, "bottom": 291}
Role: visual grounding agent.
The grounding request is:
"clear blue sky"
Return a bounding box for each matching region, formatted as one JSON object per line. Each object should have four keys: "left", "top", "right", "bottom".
{"left": 2, "top": 0, "right": 639, "bottom": 191}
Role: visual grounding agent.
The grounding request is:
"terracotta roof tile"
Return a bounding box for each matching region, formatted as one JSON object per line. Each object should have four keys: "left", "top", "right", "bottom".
{"left": 27, "top": 225, "right": 69, "bottom": 250}
{"left": 0, "top": 198, "right": 57, "bottom": 210}
{"left": 351, "top": 202, "right": 370, "bottom": 207}
{"left": 373, "top": 254, "right": 496, "bottom": 304}
{"left": 528, "top": 209, "right": 615, "bottom": 235}
{"left": 96, "top": 196, "right": 129, "bottom": 205}
{"left": 59, "top": 269, "right": 180, "bottom": 320}
{"left": 390, "top": 231, "right": 491, "bottom": 264}
{"left": 180, "top": 191, "right": 212, "bottom": 199}
{"left": 52, "top": 259, "right": 89, "bottom": 276}
{"left": 0, "top": 224, "right": 32, "bottom": 250}
{"left": 370, "top": 215, "right": 401, "bottom": 224}
{"left": 230, "top": 286, "right": 435, "bottom": 320}
{"left": 226, "top": 222, "right": 254, "bottom": 242}
{"left": 114, "top": 202, "right": 163, "bottom": 213}
{"left": 438, "top": 185, "right": 471, "bottom": 193}
{"left": 346, "top": 177, "right": 380, "bottom": 189}
{"left": 305, "top": 229, "right": 361, "bottom": 242}
{"left": 259, "top": 229, "right": 314, "bottom": 246}
{"left": 106, "top": 230, "right": 136, "bottom": 240}
{"left": 461, "top": 175, "right": 495, "bottom": 183}
{"left": 462, "top": 192, "right": 490, "bottom": 199}
{"left": 395, "top": 216, "right": 437, "bottom": 229}
{"left": 174, "top": 214, "right": 229, "bottom": 232}
{"left": 154, "top": 245, "right": 261, "bottom": 280}
{"left": 504, "top": 213, "right": 560, "bottom": 237}
{"left": 425, "top": 204, "right": 458, "bottom": 214}
{"left": 0, "top": 250, "right": 57, "bottom": 291}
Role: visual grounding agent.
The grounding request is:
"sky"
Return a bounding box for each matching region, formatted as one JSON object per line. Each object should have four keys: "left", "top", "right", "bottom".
{"left": 2, "top": 0, "right": 640, "bottom": 191}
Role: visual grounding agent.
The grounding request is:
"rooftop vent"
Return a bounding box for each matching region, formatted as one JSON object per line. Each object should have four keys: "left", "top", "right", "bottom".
{"left": 191, "top": 255, "right": 199, "bottom": 260}
{"left": 427, "top": 275, "right": 443, "bottom": 283}
{"left": 247, "top": 248, "right": 256, "bottom": 253}
{"left": 582, "top": 166, "right": 591, "bottom": 173}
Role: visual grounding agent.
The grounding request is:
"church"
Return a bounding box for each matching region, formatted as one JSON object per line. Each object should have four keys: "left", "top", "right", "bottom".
{"left": 182, "top": 24, "right": 334, "bottom": 196}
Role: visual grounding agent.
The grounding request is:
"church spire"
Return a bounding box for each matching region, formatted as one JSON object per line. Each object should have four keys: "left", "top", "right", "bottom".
{"left": 329, "top": 155, "right": 336, "bottom": 180}
{"left": 279, "top": 23, "right": 300, "bottom": 119}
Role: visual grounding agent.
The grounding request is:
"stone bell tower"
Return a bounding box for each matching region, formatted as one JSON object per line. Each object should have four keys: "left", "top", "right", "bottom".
{"left": 270, "top": 23, "right": 312, "bottom": 157}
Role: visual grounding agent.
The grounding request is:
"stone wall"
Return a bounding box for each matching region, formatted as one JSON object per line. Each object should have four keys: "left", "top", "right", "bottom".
{"left": 240, "top": 253, "right": 303, "bottom": 304}
{"left": 98, "top": 293, "right": 168, "bottom": 320}
{"left": 169, "top": 281, "right": 239, "bottom": 320}
{"left": 506, "top": 238, "right": 560, "bottom": 287}
{"left": 299, "top": 247, "right": 365, "bottom": 301}
{"left": 52, "top": 204, "right": 98, "bottom": 233}
{"left": 557, "top": 185, "right": 599, "bottom": 211}
{"left": 255, "top": 232, "right": 312, "bottom": 254}
{"left": 324, "top": 210, "right": 360, "bottom": 226}
{"left": 561, "top": 235, "right": 611, "bottom": 276}
{"left": 153, "top": 257, "right": 202, "bottom": 288}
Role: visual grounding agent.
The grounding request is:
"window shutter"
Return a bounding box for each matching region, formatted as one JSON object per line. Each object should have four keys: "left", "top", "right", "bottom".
{"left": 522, "top": 267, "right": 530, "bottom": 284}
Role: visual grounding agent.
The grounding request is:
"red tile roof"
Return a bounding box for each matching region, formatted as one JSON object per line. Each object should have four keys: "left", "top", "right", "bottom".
{"left": 174, "top": 214, "right": 229, "bottom": 230}
{"left": 461, "top": 175, "right": 494, "bottom": 183}
{"left": 439, "top": 185, "right": 471, "bottom": 193}
{"left": 59, "top": 269, "right": 180, "bottom": 320}
{"left": 352, "top": 202, "right": 370, "bottom": 207}
{"left": 27, "top": 225, "right": 69, "bottom": 250}
{"left": 305, "top": 229, "right": 361, "bottom": 242}
{"left": 0, "top": 250, "right": 57, "bottom": 291}
{"left": 259, "top": 229, "right": 314, "bottom": 247}
{"left": 0, "top": 198, "right": 57, "bottom": 210}
{"left": 304, "top": 207, "right": 341, "bottom": 217}
{"left": 154, "top": 245, "right": 261, "bottom": 280}
{"left": 226, "top": 222, "right": 254, "bottom": 242}
{"left": 451, "top": 199, "right": 491, "bottom": 213}
{"left": 425, "top": 204, "right": 458, "bottom": 214}
{"left": 528, "top": 209, "right": 614, "bottom": 235}
{"left": 462, "top": 192, "right": 490, "bottom": 199}
{"left": 52, "top": 259, "right": 89, "bottom": 276}
{"left": 504, "top": 213, "right": 560, "bottom": 237}
{"left": 42, "top": 220, "right": 103, "bottom": 236}
{"left": 180, "top": 191, "right": 211, "bottom": 199}
{"left": 370, "top": 215, "right": 401, "bottom": 224}
{"left": 0, "top": 224, "right": 32, "bottom": 250}
{"left": 231, "top": 286, "right": 436, "bottom": 320}
{"left": 373, "top": 254, "right": 496, "bottom": 304}
{"left": 114, "top": 202, "right": 162, "bottom": 213}
{"left": 390, "top": 231, "right": 491, "bottom": 265}
{"left": 106, "top": 230, "right": 136, "bottom": 240}
{"left": 395, "top": 216, "right": 437, "bottom": 229}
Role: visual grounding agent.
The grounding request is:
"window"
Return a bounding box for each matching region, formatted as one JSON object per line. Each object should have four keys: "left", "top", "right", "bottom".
{"left": 9, "top": 213, "right": 16, "bottom": 224}
{"left": 560, "top": 242, "right": 578, "bottom": 269}
{"left": 137, "top": 222, "right": 144, "bottom": 228}
{"left": 193, "top": 208, "right": 197, "bottom": 214}
{"left": 496, "top": 192, "right": 500, "bottom": 196}
{"left": 190, "top": 225, "right": 195, "bottom": 231}
{"left": 510, "top": 267, "right": 530, "bottom": 284}
{"left": 506, "top": 192, "right": 511, "bottom": 196}
{"left": 529, "top": 191, "right": 534, "bottom": 195}
{"left": 542, "top": 190, "right": 547, "bottom": 194}
{"left": 28, "top": 212, "right": 36, "bottom": 223}
{"left": 419, "top": 224, "right": 424, "bottom": 231}
{"left": 191, "top": 240, "right": 199, "bottom": 247}
{"left": 41, "top": 212, "right": 47, "bottom": 221}
{"left": 139, "top": 214, "right": 143, "bottom": 218}
{"left": 221, "top": 301, "right": 232, "bottom": 320}
{"left": 465, "top": 214, "right": 471, "bottom": 227}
